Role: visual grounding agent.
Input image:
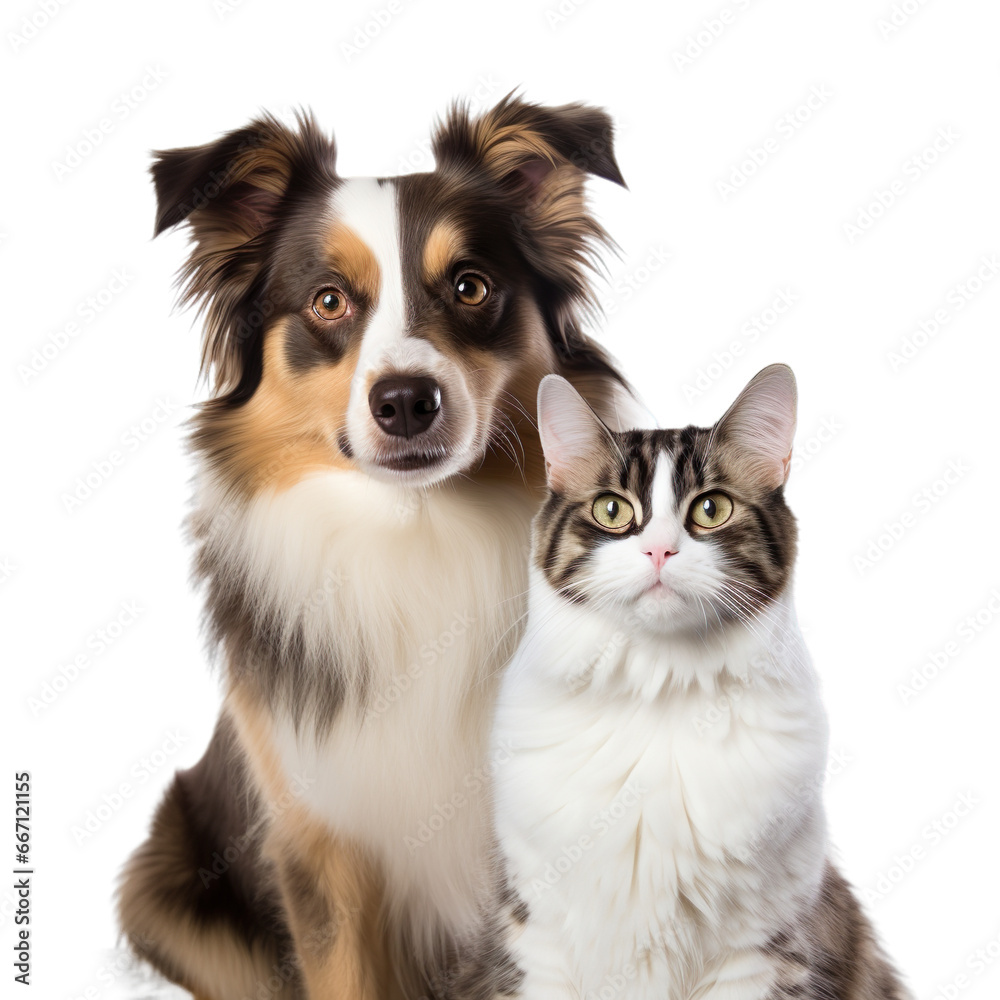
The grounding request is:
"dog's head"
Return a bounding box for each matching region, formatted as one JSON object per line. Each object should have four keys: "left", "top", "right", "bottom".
{"left": 153, "top": 96, "right": 626, "bottom": 493}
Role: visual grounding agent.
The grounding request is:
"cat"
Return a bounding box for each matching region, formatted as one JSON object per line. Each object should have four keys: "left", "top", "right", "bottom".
{"left": 490, "top": 365, "right": 912, "bottom": 1000}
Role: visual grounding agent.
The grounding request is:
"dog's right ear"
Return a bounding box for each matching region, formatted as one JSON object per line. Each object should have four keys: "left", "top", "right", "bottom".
{"left": 151, "top": 110, "right": 335, "bottom": 239}
{"left": 150, "top": 112, "right": 335, "bottom": 394}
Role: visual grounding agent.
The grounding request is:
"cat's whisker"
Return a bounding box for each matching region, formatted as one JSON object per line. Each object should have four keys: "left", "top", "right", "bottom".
{"left": 692, "top": 594, "right": 716, "bottom": 647}
{"left": 712, "top": 589, "right": 807, "bottom": 675}
{"left": 716, "top": 582, "right": 806, "bottom": 654}
{"left": 710, "top": 590, "right": 775, "bottom": 651}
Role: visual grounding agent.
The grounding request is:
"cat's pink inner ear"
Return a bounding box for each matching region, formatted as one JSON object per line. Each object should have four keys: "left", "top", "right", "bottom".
{"left": 537, "top": 375, "right": 608, "bottom": 491}
{"left": 782, "top": 446, "right": 794, "bottom": 483}
{"left": 717, "top": 364, "right": 797, "bottom": 489}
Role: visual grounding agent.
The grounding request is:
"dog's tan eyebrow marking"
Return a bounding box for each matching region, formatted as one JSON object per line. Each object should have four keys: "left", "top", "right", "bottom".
{"left": 324, "top": 222, "right": 381, "bottom": 303}
{"left": 422, "top": 220, "right": 466, "bottom": 285}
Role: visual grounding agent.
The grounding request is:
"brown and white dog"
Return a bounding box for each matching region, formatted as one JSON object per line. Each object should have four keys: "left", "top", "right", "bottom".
{"left": 117, "top": 96, "right": 635, "bottom": 1000}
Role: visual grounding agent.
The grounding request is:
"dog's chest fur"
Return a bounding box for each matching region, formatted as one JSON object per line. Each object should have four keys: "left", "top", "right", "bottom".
{"left": 204, "top": 470, "right": 536, "bottom": 938}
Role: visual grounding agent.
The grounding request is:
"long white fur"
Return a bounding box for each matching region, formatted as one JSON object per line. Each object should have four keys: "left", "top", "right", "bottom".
{"left": 492, "top": 443, "right": 829, "bottom": 999}
{"left": 203, "top": 468, "right": 536, "bottom": 955}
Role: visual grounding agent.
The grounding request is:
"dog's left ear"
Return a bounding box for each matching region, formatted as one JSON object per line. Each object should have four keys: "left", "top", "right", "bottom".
{"left": 432, "top": 94, "right": 625, "bottom": 307}
{"left": 432, "top": 93, "right": 625, "bottom": 193}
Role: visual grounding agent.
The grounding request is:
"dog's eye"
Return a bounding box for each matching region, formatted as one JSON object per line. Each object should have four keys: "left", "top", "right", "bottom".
{"left": 312, "top": 288, "right": 351, "bottom": 321}
{"left": 454, "top": 273, "right": 490, "bottom": 306}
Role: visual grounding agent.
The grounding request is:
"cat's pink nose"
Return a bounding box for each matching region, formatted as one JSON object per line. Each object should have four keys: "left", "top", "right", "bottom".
{"left": 643, "top": 548, "right": 676, "bottom": 572}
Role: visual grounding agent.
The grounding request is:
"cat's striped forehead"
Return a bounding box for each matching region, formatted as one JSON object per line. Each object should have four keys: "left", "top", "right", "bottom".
{"left": 608, "top": 427, "right": 715, "bottom": 521}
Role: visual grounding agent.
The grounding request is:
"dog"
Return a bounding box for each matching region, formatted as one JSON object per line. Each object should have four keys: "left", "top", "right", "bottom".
{"left": 117, "top": 95, "right": 635, "bottom": 1000}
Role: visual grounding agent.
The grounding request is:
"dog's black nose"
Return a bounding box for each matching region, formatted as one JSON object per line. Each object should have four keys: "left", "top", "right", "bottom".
{"left": 368, "top": 376, "right": 442, "bottom": 437}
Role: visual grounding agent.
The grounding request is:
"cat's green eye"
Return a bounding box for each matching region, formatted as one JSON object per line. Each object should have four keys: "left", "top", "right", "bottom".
{"left": 690, "top": 491, "right": 734, "bottom": 529}
{"left": 592, "top": 493, "right": 635, "bottom": 531}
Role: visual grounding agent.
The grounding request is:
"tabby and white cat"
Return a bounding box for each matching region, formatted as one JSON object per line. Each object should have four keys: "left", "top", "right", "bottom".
{"left": 491, "top": 365, "right": 911, "bottom": 1000}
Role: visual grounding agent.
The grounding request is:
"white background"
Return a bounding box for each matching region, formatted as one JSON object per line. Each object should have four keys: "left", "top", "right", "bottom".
{"left": 2, "top": 1, "right": 999, "bottom": 998}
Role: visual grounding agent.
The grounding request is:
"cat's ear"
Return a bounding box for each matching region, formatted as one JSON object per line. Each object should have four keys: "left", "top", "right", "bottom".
{"left": 537, "top": 375, "right": 615, "bottom": 492}
{"left": 715, "top": 364, "right": 797, "bottom": 489}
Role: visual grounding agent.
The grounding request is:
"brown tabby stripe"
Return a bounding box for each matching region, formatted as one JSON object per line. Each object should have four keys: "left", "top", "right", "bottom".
{"left": 763, "top": 863, "right": 912, "bottom": 999}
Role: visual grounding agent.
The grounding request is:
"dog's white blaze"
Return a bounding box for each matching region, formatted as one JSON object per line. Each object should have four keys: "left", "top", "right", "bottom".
{"left": 330, "top": 177, "right": 406, "bottom": 367}
{"left": 330, "top": 179, "right": 412, "bottom": 452}
{"left": 329, "top": 177, "right": 480, "bottom": 483}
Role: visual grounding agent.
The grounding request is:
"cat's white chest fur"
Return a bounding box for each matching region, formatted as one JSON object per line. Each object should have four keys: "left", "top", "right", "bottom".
{"left": 492, "top": 579, "right": 829, "bottom": 1000}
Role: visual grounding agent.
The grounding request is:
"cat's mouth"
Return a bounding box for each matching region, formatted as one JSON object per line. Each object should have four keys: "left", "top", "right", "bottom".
{"left": 635, "top": 578, "right": 683, "bottom": 612}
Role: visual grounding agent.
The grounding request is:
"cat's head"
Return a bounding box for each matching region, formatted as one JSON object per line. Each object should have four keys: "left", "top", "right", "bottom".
{"left": 534, "top": 364, "right": 798, "bottom": 636}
